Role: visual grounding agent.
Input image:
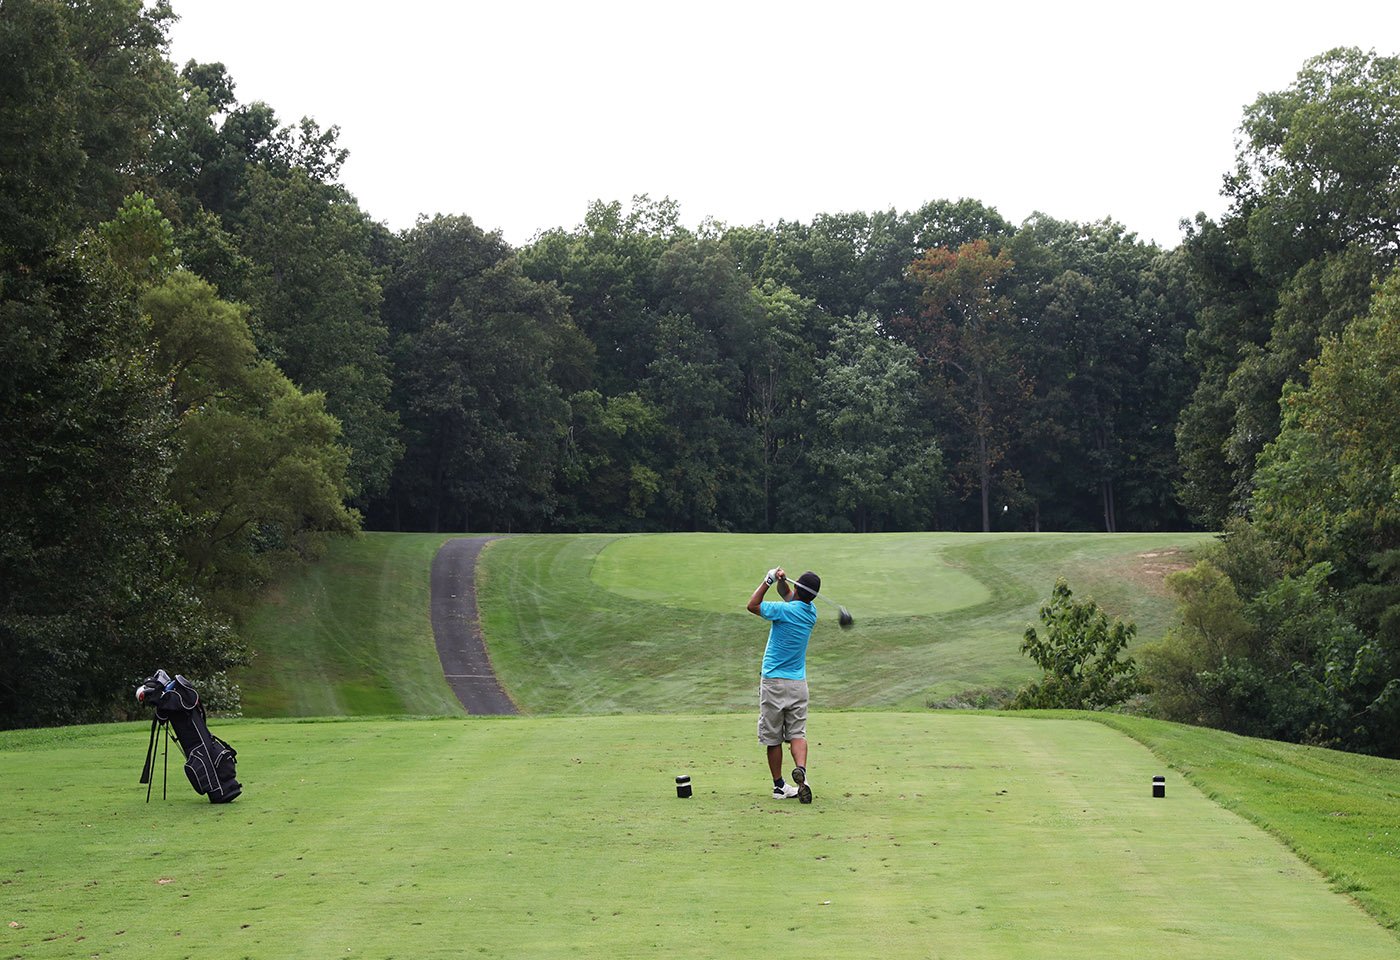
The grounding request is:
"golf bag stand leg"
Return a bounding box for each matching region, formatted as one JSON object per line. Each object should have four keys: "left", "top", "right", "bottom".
{"left": 141, "top": 715, "right": 158, "bottom": 802}
{"left": 139, "top": 715, "right": 171, "bottom": 803}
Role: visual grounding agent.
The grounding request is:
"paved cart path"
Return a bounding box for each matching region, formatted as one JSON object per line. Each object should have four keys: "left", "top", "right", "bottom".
{"left": 429, "top": 536, "right": 517, "bottom": 715}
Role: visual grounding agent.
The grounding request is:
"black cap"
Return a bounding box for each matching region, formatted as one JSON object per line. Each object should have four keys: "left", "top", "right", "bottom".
{"left": 795, "top": 571, "right": 821, "bottom": 599}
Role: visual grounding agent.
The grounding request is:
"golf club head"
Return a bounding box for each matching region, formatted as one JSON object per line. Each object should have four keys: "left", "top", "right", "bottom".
{"left": 838, "top": 606, "right": 854, "bottom": 629}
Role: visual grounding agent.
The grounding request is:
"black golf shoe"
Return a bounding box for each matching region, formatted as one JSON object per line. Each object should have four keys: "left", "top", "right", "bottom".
{"left": 791, "top": 766, "right": 812, "bottom": 804}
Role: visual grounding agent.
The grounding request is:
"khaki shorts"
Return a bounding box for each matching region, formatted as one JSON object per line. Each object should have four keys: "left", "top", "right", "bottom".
{"left": 758, "top": 677, "right": 809, "bottom": 745}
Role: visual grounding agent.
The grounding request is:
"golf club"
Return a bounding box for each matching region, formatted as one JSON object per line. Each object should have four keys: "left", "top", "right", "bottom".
{"left": 766, "top": 575, "right": 855, "bottom": 629}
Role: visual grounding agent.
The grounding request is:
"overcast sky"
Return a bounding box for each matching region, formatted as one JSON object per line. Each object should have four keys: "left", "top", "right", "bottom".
{"left": 167, "top": 1, "right": 1400, "bottom": 249}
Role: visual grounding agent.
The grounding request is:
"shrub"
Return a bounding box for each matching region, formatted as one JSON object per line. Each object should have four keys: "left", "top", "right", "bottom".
{"left": 1012, "top": 579, "right": 1144, "bottom": 710}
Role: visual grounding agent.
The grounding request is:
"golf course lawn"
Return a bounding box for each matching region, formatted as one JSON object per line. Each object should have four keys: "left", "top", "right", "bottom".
{"left": 235, "top": 530, "right": 1212, "bottom": 718}
{"left": 479, "top": 531, "right": 1215, "bottom": 713}
{"left": 235, "top": 532, "right": 464, "bottom": 717}
{"left": 3, "top": 713, "right": 1396, "bottom": 960}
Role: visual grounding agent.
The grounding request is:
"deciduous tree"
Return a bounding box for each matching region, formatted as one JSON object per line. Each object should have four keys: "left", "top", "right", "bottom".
{"left": 379, "top": 215, "right": 587, "bottom": 531}
{"left": 898, "top": 239, "right": 1030, "bottom": 530}
{"left": 1013, "top": 579, "right": 1143, "bottom": 710}
{"left": 1177, "top": 48, "right": 1400, "bottom": 525}
{"left": 0, "top": 246, "right": 240, "bottom": 726}
{"left": 230, "top": 166, "right": 399, "bottom": 499}
{"left": 803, "top": 313, "right": 942, "bottom": 532}
{"left": 141, "top": 270, "right": 359, "bottom": 601}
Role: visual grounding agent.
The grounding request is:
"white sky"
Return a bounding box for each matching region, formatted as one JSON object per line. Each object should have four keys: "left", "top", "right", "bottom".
{"left": 166, "top": 0, "right": 1400, "bottom": 249}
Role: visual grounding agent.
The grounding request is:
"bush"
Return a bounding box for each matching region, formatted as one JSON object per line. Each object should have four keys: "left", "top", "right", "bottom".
{"left": 1011, "top": 579, "right": 1144, "bottom": 710}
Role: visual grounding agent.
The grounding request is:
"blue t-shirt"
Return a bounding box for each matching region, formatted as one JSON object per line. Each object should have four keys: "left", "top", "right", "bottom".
{"left": 759, "top": 599, "right": 818, "bottom": 679}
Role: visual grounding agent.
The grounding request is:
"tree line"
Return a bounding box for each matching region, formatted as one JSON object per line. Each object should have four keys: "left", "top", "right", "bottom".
{"left": 2, "top": 2, "right": 1397, "bottom": 752}
{"left": 366, "top": 198, "right": 1194, "bottom": 537}
{"left": 1010, "top": 48, "right": 1400, "bottom": 756}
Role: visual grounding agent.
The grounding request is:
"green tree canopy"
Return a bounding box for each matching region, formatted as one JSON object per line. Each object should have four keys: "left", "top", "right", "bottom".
{"left": 141, "top": 270, "right": 359, "bottom": 601}
{"left": 0, "top": 0, "right": 178, "bottom": 263}
{"left": 377, "top": 215, "right": 588, "bottom": 532}
{"left": 1252, "top": 268, "right": 1400, "bottom": 581}
{"left": 803, "top": 313, "right": 942, "bottom": 532}
{"left": 229, "top": 166, "right": 399, "bottom": 499}
{"left": 897, "top": 239, "right": 1029, "bottom": 531}
{"left": 1007, "top": 217, "right": 1187, "bottom": 531}
{"left": 1177, "top": 48, "right": 1400, "bottom": 525}
{"left": 0, "top": 245, "right": 240, "bottom": 726}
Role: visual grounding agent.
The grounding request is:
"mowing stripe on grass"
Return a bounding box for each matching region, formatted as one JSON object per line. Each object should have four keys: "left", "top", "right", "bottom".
{"left": 478, "top": 532, "right": 1213, "bottom": 714}
{"left": 2, "top": 714, "right": 1394, "bottom": 959}
{"left": 590, "top": 532, "right": 992, "bottom": 617}
{"left": 1082, "top": 711, "right": 1400, "bottom": 934}
{"left": 235, "top": 532, "right": 466, "bottom": 718}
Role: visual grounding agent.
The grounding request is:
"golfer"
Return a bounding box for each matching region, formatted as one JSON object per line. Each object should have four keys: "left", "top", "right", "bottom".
{"left": 747, "top": 567, "right": 820, "bottom": 803}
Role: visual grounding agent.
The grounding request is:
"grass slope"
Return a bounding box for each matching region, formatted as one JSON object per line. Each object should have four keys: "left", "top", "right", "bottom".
{"left": 235, "top": 532, "right": 464, "bottom": 717}
{"left": 480, "top": 532, "right": 1213, "bottom": 713}
{"left": 1087, "top": 712, "right": 1400, "bottom": 933}
{"left": 2, "top": 713, "right": 1396, "bottom": 959}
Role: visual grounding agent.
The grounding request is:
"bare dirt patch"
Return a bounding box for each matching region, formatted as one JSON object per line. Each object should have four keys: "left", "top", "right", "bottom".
{"left": 1124, "top": 549, "right": 1193, "bottom": 596}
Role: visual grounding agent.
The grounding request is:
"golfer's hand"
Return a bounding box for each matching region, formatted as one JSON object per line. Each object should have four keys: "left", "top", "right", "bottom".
{"left": 765, "top": 567, "right": 779, "bottom": 585}
{"left": 774, "top": 567, "right": 787, "bottom": 583}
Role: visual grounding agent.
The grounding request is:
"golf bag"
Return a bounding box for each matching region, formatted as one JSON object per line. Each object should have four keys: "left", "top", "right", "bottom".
{"left": 136, "top": 670, "right": 241, "bottom": 803}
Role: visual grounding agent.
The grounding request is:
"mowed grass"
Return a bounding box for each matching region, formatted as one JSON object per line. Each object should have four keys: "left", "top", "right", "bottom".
{"left": 479, "top": 532, "right": 1214, "bottom": 714}
{"left": 2, "top": 713, "right": 1397, "bottom": 960}
{"left": 1088, "top": 712, "right": 1400, "bottom": 933}
{"left": 234, "top": 533, "right": 464, "bottom": 717}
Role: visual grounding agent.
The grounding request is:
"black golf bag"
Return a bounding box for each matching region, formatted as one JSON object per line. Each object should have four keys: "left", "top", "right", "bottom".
{"left": 136, "top": 670, "right": 241, "bottom": 803}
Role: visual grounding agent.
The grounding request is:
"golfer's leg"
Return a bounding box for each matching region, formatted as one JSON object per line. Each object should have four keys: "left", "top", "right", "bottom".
{"left": 760, "top": 678, "right": 785, "bottom": 781}
{"left": 788, "top": 682, "right": 809, "bottom": 771}
{"left": 789, "top": 737, "right": 807, "bottom": 770}
{"left": 767, "top": 743, "right": 784, "bottom": 780}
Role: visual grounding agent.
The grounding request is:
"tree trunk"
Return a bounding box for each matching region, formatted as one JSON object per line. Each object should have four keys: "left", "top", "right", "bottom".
{"left": 430, "top": 418, "right": 447, "bottom": 534}
{"left": 976, "top": 370, "right": 992, "bottom": 532}
{"left": 979, "top": 426, "right": 991, "bottom": 532}
{"left": 1092, "top": 398, "right": 1116, "bottom": 532}
{"left": 981, "top": 470, "right": 991, "bottom": 532}
{"left": 759, "top": 368, "right": 776, "bottom": 532}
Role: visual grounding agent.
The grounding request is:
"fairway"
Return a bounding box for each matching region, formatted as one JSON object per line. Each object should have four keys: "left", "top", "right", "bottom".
{"left": 2, "top": 713, "right": 1395, "bottom": 960}
{"left": 591, "top": 532, "right": 991, "bottom": 616}
{"left": 480, "top": 531, "right": 1214, "bottom": 713}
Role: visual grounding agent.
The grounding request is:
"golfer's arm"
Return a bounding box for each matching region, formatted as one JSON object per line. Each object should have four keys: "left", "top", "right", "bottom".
{"left": 747, "top": 581, "right": 768, "bottom": 616}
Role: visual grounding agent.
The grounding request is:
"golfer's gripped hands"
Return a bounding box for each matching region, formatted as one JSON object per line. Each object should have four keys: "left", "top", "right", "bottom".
{"left": 774, "top": 567, "right": 787, "bottom": 583}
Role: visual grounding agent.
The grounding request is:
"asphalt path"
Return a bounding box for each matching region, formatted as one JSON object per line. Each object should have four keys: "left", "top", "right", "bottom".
{"left": 429, "top": 536, "right": 517, "bottom": 715}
